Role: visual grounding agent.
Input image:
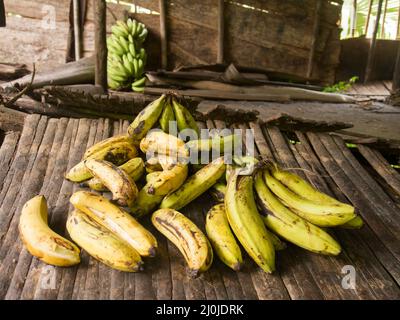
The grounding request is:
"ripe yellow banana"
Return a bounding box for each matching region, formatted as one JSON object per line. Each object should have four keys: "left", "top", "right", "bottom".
{"left": 66, "top": 210, "right": 143, "bottom": 272}
{"left": 254, "top": 171, "right": 341, "bottom": 255}
{"left": 340, "top": 215, "right": 364, "bottom": 229}
{"left": 84, "top": 159, "right": 138, "bottom": 207}
{"left": 225, "top": 172, "right": 275, "bottom": 273}
{"left": 160, "top": 157, "right": 226, "bottom": 210}
{"left": 159, "top": 100, "right": 175, "bottom": 133}
{"left": 205, "top": 204, "right": 242, "bottom": 271}
{"left": 127, "top": 94, "right": 166, "bottom": 144}
{"left": 145, "top": 156, "right": 163, "bottom": 173}
{"left": 140, "top": 130, "right": 189, "bottom": 160}
{"left": 19, "top": 195, "right": 80, "bottom": 267}
{"left": 65, "top": 142, "right": 138, "bottom": 182}
{"left": 145, "top": 156, "right": 188, "bottom": 196}
{"left": 152, "top": 208, "right": 213, "bottom": 278}
{"left": 172, "top": 99, "right": 200, "bottom": 135}
{"left": 84, "top": 135, "right": 133, "bottom": 159}
{"left": 265, "top": 228, "right": 287, "bottom": 251}
{"left": 129, "top": 186, "right": 164, "bottom": 218}
{"left": 146, "top": 171, "right": 162, "bottom": 183}
{"left": 264, "top": 171, "right": 356, "bottom": 226}
{"left": 210, "top": 182, "right": 226, "bottom": 203}
{"left": 82, "top": 157, "right": 144, "bottom": 191}
{"left": 70, "top": 191, "right": 157, "bottom": 257}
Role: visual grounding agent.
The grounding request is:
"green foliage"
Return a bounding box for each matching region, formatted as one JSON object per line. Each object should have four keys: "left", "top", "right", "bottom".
{"left": 323, "top": 76, "right": 359, "bottom": 93}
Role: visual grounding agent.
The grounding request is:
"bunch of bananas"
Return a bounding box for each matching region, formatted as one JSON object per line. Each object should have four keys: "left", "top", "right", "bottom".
{"left": 19, "top": 94, "right": 365, "bottom": 278}
{"left": 107, "top": 19, "right": 148, "bottom": 92}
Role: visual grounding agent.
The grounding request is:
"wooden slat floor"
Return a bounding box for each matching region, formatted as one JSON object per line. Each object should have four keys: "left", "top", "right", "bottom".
{"left": 0, "top": 114, "right": 399, "bottom": 300}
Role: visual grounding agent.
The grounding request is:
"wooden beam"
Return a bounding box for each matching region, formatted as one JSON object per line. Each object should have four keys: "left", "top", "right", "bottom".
{"left": 364, "top": 0, "right": 384, "bottom": 83}
{"left": 94, "top": 0, "right": 107, "bottom": 92}
{"left": 217, "top": 0, "right": 224, "bottom": 64}
{"left": 364, "top": 0, "right": 373, "bottom": 35}
{"left": 307, "top": 0, "right": 322, "bottom": 79}
{"left": 73, "top": 0, "right": 82, "bottom": 60}
{"left": 159, "top": 0, "right": 167, "bottom": 69}
{"left": 0, "top": 105, "right": 26, "bottom": 132}
{"left": 380, "top": 0, "right": 388, "bottom": 38}
{"left": 392, "top": 42, "right": 400, "bottom": 91}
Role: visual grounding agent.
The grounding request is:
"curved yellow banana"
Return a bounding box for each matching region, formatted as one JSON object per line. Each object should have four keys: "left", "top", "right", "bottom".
{"left": 146, "top": 171, "right": 162, "bottom": 184}
{"left": 254, "top": 172, "right": 341, "bottom": 255}
{"left": 67, "top": 210, "right": 143, "bottom": 272}
{"left": 225, "top": 172, "right": 275, "bottom": 273}
{"left": 340, "top": 215, "right": 364, "bottom": 229}
{"left": 205, "top": 204, "right": 242, "bottom": 271}
{"left": 264, "top": 171, "right": 356, "bottom": 226}
{"left": 83, "top": 157, "right": 144, "bottom": 191}
{"left": 84, "top": 135, "right": 133, "bottom": 159}
{"left": 152, "top": 208, "right": 213, "bottom": 278}
{"left": 70, "top": 191, "right": 157, "bottom": 257}
{"left": 127, "top": 94, "right": 166, "bottom": 144}
{"left": 19, "top": 195, "right": 80, "bottom": 267}
{"left": 265, "top": 228, "right": 287, "bottom": 251}
{"left": 140, "top": 130, "right": 189, "bottom": 159}
{"left": 65, "top": 142, "right": 138, "bottom": 182}
{"left": 160, "top": 157, "right": 226, "bottom": 210}
{"left": 85, "top": 159, "right": 138, "bottom": 207}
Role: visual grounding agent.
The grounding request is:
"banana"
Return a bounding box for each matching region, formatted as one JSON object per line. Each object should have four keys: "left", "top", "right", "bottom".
{"left": 129, "top": 42, "right": 137, "bottom": 57}
{"left": 264, "top": 171, "right": 356, "bottom": 226}
{"left": 152, "top": 208, "right": 213, "bottom": 278}
{"left": 137, "top": 58, "right": 144, "bottom": 76}
{"left": 70, "top": 191, "right": 157, "bottom": 257}
{"left": 107, "top": 38, "right": 124, "bottom": 56}
{"left": 145, "top": 159, "right": 188, "bottom": 196}
{"left": 132, "top": 85, "right": 144, "bottom": 93}
{"left": 265, "top": 228, "right": 287, "bottom": 251}
{"left": 172, "top": 99, "right": 200, "bottom": 136}
{"left": 116, "top": 20, "right": 130, "bottom": 36}
{"left": 67, "top": 210, "right": 143, "bottom": 272}
{"left": 145, "top": 157, "right": 163, "bottom": 173}
{"left": 131, "top": 19, "right": 138, "bottom": 37}
{"left": 186, "top": 134, "right": 238, "bottom": 154}
{"left": 159, "top": 100, "right": 176, "bottom": 133}
{"left": 109, "top": 36, "right": 126, "bottom": 56}
{"left": 19, "top": 195, "right": 80, "bottom": 267}
{"left": 160, "top": 157, "right": 226, "bottom": 210}
{"left": 108, "top": 78, "right": 122, "bottom": 90}
{"left": 225, "top": 171, "right": 275, "bottom": 273}
{"left": 140, "top": 130, "right": 189, "bottom": 160}
{"left": 127, "top": 94, "right": 166, "bottom": 144}
{"left": 132, "top": 77, "right": 146, "bottom": 88}
{"left": 205, "top": 204, "right": 242, "bottom": 271}
{"left": 84, "top": 159, "right": 138, "bottom": 207}
{"left": 82, "top": 157, "right": 144, "bottom": 191}
{"left": 127, "top": 18, "right": 133, "bottom": 33}
{"left": 133, "top": 58, "right": 139, "bottom": 77}
{"left": 340, "top": 215, "right": 364, "bottom": 229}
{"left": 122, "top": 54, "right": 134, "bottom": 75}
{"left": 65, "top": 142, "right": 138, "bottom": 182}
{"left": 146, "top": 171, "right": 162, "bottom": 183}
{"left": 210, "top": 182, "right": 226, "bottom": 203}
{"left": 129, "top": 186, "right": 164, "bottom": 218}
{"left": 84, "top": 135, "right": 133, "bottom": 159}
{"left": 254, "top": 171, "right": 341, "bottom": 255}
{"left": 119, "top": 36, "right": 130, "bottom": 54}
{"left": 138, "top": 28, "right": 148, "bottom": 42}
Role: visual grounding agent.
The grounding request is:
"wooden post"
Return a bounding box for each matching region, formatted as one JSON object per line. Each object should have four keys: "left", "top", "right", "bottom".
{"left": 351, "top": 0, "right": 357, "bottom": 38}
{"left": 159, "top": 0, "right": 167, "bottom": 70}
{"left": 392, "top": 42, "right": 400, "bottom": 91}
{"left": 0, "top": 0, "right": 5, "bottom": 27}
{"left": 73, "top": 0, "right": 82, "bottom": 60}
{"left": 217, "top": 0, "right": 224, "bottom": 64}
{"left": 364, "top": 0, "right": 384, "bottom": 83}
{"left": 94, "top": 0, "right": 107, "bottom": 92}
{"left": 307, "top": 0, "right": 321, "bottom": 79}
{"left": 396, "top": 1, "right": 400, "bottom": 40}
{"left": 380, "top": 0, "right": 388, "bottom": 38}
{"left": 364, "top": 0, "right": 373, "bottom": 36}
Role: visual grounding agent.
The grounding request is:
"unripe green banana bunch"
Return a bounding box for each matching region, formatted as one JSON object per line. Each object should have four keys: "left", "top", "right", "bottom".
{"left": 107, "top": 18, "right": 148, "bottom": 92}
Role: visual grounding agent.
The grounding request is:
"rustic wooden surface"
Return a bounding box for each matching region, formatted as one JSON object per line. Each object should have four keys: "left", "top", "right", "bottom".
{"left": 0, "top": 113, "right": 399, "bottom": 300}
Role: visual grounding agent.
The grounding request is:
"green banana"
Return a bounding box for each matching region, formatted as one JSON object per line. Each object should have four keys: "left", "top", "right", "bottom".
{"left": 172, "top": 98, "right": 200, "bottom": 136}
{"left": 127, "top": 94, "right": 166, "bottom": 143}
{"left": 205, "top": 204, "right": 243, "bottom": 271}
{"left": 160, "top": 157, "right": 226, "bottom": 210}
{"left": 225, "top": 171, "right": 275, "bottom": 273}
{"left": 159, "top": 100, "right": 175, "bottom": 133}
{"left": 254, "top": 171, "right": 341, "bottom": 255}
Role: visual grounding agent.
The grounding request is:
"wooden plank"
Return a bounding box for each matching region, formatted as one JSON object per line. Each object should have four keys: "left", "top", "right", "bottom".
{"left": 0, "top": 132, "right": 20, "bottom": 190}
{"left": 94, "top": 0, "right": 107, "bottom": 92}
{"left": 217, "top": 0, "right": 224, "bottom": 64}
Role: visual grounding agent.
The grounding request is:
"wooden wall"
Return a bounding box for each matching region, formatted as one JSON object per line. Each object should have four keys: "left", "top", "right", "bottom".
{"left": 0, "top": 0, "right": 343, "bottom": 84}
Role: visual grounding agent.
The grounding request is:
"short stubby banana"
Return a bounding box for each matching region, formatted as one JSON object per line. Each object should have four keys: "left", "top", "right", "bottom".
{"left": 70, "top": 191, "right": 157, "bottom": 257}
{"left": 128, "top": 94, "right": 166, "bottom": 144}
{"left": 19, "top": 195, "right": 81, "bottom": 267}
{"left": 225, "top": 172, "right": 275, "bottom": 273}
{"left": 82, "top": 157, "right": 144, "bottom": 191}
{"left": 84, "top": 159, "right": 138, "bottom": 207}
{"left": 160, "top": 157, "right": 226, "bottom": 210}
{"left": 67, "top": 210, "right": 143, "bottom": 272}
{"left": 152, "top": 208, "right": 213, "bottom": 278}
{"left": 254, "top": 172, "right": 341, "bottom": 255}
{"left": 65, "top": 142, "right": 138, "bottom": 182}
{"left": 172, "top": 98, "right": 200, "bottom": 136}
{"left": 205, "top": 204, "right": 243, "bottom": 271}
{"left": 84, "top": 135, "right": 133, "bottom": 159}
{"left": 145, "top": 156, "right": 188, "bottom": 196}
{"left": 140, "top": 130, "right": 189, "bottom": 160}
{"left": 264, "top": 171, "right": 356, "bottom": 226}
